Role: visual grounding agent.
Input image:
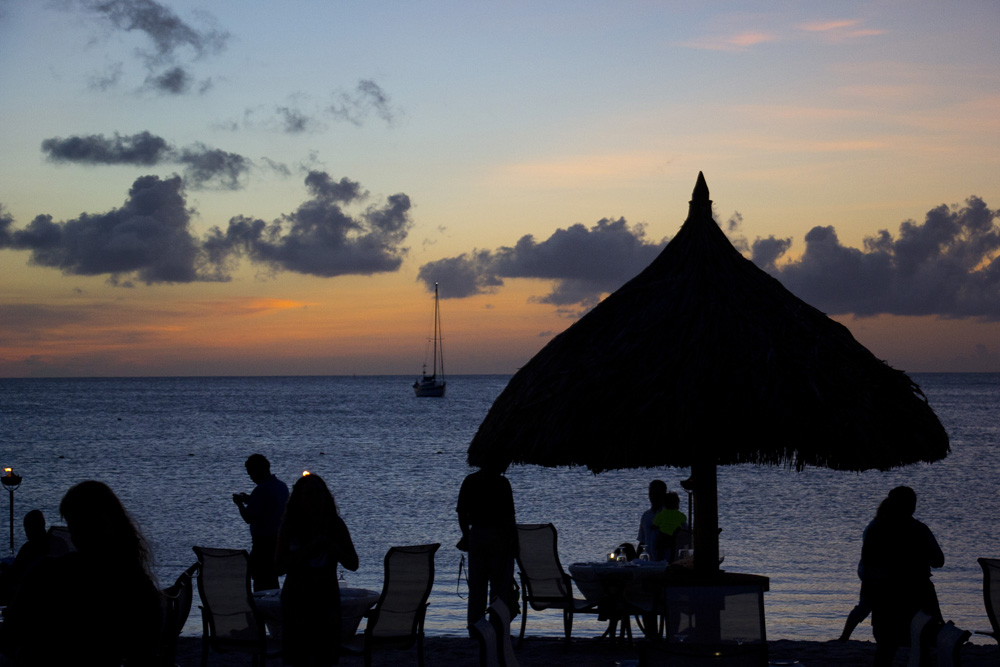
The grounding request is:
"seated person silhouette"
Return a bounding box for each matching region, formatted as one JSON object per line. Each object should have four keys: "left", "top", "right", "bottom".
{"left": 0, "top": 509, "right": 50, "bottom": 605}
{"left": 653, "top": 492, "right": 688, "bottom": 563}
{"left": 0, "top": 481, "right": 162, "bottom": 666}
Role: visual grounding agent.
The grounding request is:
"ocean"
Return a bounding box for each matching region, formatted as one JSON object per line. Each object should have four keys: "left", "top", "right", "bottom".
{"left": 0, "top": 373, "right": 997, "bottom": 643}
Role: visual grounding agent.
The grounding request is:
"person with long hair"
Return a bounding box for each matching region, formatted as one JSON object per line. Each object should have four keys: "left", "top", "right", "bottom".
{"left": 276, "top": 473, "right": 359, "bottom": 666}
{"left": 860, "top": 486, "right": 944, "bottom": 666}
{"left": 0, "top": 480, "right": 162, "bottom": 666}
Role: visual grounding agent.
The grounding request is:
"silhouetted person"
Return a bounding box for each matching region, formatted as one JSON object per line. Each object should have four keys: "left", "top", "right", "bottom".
{"left": 276, "top": 473, "right": 359, "bottom": 666}
{"left": 457, "top": 463, "right": 517, "bottom": 629}
{"left": 0, "top": 481, "right": 161, "bottom": 666}
{"left": 653, "top": 491, "right": 688, "bottom": 563}
{"left": 234, "top": 454, "right": 289, "bottom": 591}
{"left": 637, "top": 480, "right": 667, "bottom": 560}
{"left": 838, "top": 497, "right": 889, "bottom": 642}
{"left": 0, "top": 510, "right": 49, "bottom": 605}
{"left": 860, "top": 486, "right": 944, "bottom": 666}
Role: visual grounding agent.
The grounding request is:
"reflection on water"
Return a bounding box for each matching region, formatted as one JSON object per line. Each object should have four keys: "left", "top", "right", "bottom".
{"left": 0, "top": 373, "right": 997, "bottom": 641}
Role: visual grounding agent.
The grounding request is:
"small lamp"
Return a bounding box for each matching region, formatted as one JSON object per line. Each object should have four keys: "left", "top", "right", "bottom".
{"left": 2, "top": 467, "right": 22, "bottom": 556}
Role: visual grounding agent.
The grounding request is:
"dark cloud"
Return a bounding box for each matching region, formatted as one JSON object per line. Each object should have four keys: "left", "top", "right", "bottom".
{"left": 418, "top": 197, "right": 1000, "bottom": 320}
{"left": 750, "top": 196, "right": 1000, "bottom": 319}
{"left": 72, "top": 0, "right": 228, "bottom": 95}
{"left": 0, "top": 175, "right": 209, "bottom": 284}
{"left": 145, "top": 65, "right": 191, "bottom": 94}
{"left": 175, "top": 144, "right": 250, "bottom": 190}
{"left": 205, "top": 171, "right": 412, "bottom": 277}
{"left": 41, "top": 132, "right": 252, "bottom": 190}
{"left": 1, "top": 171, "right": 413, "bottom": 284}
{"left": 417, "top": 217, "right": 665, "bottom": 306}
{"left": 42, "top": 131, "right": 170, "bottom": 166}
{"left": 328, "top": 79, "right": 397, "bottom": 126}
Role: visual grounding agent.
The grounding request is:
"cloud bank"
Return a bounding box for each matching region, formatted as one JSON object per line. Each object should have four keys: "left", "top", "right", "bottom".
{"left": 417, "top": 217, "right": 665, "bottom": 308}
{"left": 751, "top": 196, "right": 1000, "bottom": 319}
{"left": 204, "top": 171, "right": 413, "bottom": 277}
{"left": 0, "top": 172, "right": 412, "bottom": 285}
{"left": 417, "top": 197, "right": 1000, "bottom": 320}
{"left": 42, "top": 132, "right": 252, "bottom": 190}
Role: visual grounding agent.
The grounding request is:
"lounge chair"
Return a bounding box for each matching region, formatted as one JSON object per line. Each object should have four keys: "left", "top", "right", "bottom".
{"left": 158, "top": 562, "right": 198, "bottom": 666}
{"left": 193, "top": 546, "right": 270, "bottom": 666}
{"left": 514, "top": 523, "right": 599, "bottom": 646}
{"left": 342, "top": 543, "right": 440, "bottom": 667}
{"left": 976, "top": 557, "right": 1000, "bottom": 645}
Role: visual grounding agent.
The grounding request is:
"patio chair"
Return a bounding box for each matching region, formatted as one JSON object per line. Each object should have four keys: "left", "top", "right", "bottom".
{"left": 976, "top": 557, "right": 1000, "bottom": 645}
{"left": 488, "top": 597, "right": 520, "bottom": 667}
{"left": 158, "top": 562, "right": 198, "bottom": 666}
{"left": 470, "top": 614, "right": 501, "bottom": 667}
{"left": 514, "top": 523, "right": 599, "bottom": 646}
{"left": 46, "top": 525, "right": 75, "bottom": 555}
{"left": 342, "top": 543, "right": 440, "bottom": 667}
{"left": 640, "top": 577, "right": 768, "bottom": 666}
{"left": 193, "top": 546, "right": 270, "bottom": 667}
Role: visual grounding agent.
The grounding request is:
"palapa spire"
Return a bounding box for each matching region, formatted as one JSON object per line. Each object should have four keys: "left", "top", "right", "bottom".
{"left": 688, "top": 171, "right": 713, "bottom": 221}
{"left": 692, "top": 171, "right": 710, "bottom": 202}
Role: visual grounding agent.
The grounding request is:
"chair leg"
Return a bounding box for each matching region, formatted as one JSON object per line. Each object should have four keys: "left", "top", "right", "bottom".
{"left": 417, "top": 632, "right": 425, "bottom": 667}
{"left": 364, "top": 643, "right": 372, "bottom": 667}
{"left": 563, "top": 609, "right": 574, "bottom": 645}
{"left": 517, "top": 602, "right": 528, "bottom": 647}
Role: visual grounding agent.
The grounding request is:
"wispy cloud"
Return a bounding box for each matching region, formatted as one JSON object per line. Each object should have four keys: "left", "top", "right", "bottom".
{"left": 67, "top": 0, "right": 229, "bottom": 95}
{"left": 678, "top": 31, "right": 777, "bottom": 52}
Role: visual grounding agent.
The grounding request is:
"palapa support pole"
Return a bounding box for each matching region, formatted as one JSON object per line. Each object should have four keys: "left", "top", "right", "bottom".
{"left": 691, "top": 456, "right": 720, "bottom": 576}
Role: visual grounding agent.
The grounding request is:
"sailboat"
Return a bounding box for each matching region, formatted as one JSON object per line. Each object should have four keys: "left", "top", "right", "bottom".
{"left": 413, "top": 283, "right": 446, "bottom": 397}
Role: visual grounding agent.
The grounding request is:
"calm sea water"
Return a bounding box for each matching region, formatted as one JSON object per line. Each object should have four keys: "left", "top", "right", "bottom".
{"left": 0, "top": 373, "right": 997, "bottom": 643}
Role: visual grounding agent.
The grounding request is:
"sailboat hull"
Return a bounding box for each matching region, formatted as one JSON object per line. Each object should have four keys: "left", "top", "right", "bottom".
{"left": 414, "top": 378, "right": 446, "bottom": 397}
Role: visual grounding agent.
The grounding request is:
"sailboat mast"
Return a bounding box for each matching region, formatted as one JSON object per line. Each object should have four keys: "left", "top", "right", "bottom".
{"left": 432, "top": 283, "right": 439, "bottom": 377}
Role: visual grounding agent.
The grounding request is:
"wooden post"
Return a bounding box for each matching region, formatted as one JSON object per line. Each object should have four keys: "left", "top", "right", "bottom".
{"left": 691, "top": 457, "right": 719, "bottom": 575}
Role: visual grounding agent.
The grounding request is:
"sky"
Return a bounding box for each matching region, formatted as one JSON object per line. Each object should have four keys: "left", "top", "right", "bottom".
{"left": 1, "top": 0, "right": 999, "bottom": 377}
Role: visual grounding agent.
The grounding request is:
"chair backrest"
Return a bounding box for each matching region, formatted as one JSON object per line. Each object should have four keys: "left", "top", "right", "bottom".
{"left": 979, "top": 558, "right": 1000, "bottom": 636}
{"left": 159, "top": 562, "right": 198, "bottom": 662}
{"left": 46, "top": 525, "right": 75, "bottom": 556}
{"left": 515, "top": 524, "right": 573, "bottom": 604}
{"left": 193, "top": 547, "right": 264, "bottom": 645}
{"left": 366, "top": 543, "right": 440, "bottom": 643}
{"left": 488, "top": 597, "right": 519, "bottom": 667}
{"left": 663, "top": 582, "right": 767, "bottom": 653}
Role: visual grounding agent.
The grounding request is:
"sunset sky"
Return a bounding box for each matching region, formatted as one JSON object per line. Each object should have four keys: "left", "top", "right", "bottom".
{"left": 2, "top": 0, "right": 999, "bottom": 377}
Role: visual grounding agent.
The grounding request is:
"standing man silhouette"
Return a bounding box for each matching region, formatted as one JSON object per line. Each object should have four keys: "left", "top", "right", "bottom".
{"left": 234, "top": 454, "right": 289, "bottom": 591}
{"left": 457, "top": 462, "right": 517, "bottom": 629}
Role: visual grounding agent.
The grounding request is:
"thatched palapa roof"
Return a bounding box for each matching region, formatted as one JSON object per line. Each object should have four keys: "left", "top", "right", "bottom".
{"left": 467, "top": 173, "right": 949, "bottom": 475}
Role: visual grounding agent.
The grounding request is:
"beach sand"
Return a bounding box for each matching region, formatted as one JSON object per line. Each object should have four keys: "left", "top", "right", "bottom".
{"left": 175, "top": 635, "right": 998, "bottom": 666}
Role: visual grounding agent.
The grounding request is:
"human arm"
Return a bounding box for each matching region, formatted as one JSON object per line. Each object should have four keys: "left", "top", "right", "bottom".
{"left": 334, "top": 517, "right": 359, "bottom": 572}
{"left": 921, "top": 522, "right": 944, "bottom": 569}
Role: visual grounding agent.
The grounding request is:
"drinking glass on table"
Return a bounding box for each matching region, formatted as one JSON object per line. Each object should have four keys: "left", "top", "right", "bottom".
{"left": 615, "top": 547, "right": 627, "bottom": 564}
{"left": 639, "top": 551, "right": 650, "bottom": 562}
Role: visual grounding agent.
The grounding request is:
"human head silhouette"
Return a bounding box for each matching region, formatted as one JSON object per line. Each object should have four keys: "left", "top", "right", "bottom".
{"left": 23, "top": 509, "right": 45, "bottom": 542}
{"left": 887, "top": 486, "right": 917, "bottom": 517}
{"left": 59, "top": 480, "right": 148, "bottom": 567}
{"left": 245, "top": 454, "right": 271, "bottom": 484}
{"left": 648, "top": 480, "right": 667, "bottom": 507}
